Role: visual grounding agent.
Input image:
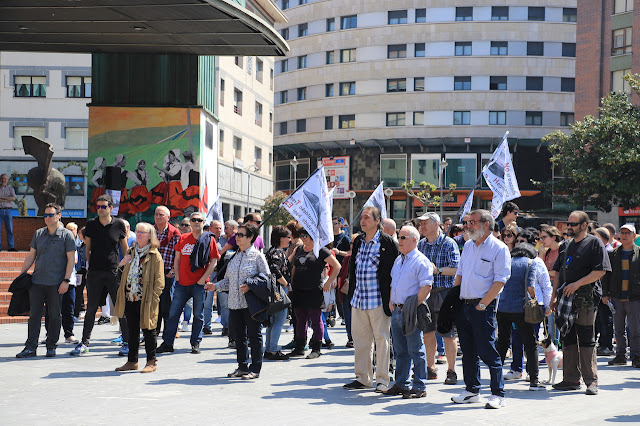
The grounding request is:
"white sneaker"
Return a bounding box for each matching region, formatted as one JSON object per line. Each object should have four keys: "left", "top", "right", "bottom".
{"left": 286, "top": 325, "right": 294, "bottom": 332}
{"left": 214, "top": 317, "right": 222, "bottom": 323}
{"left": 375, "top": 383, "right": 389, "bottom": 393}
{"left": 181, "top": 321, "right": 189, "bottom": 332}
{"left": 452, "top": 390, "right": 480, "bottom": 404}
{"left": 504, "top": 370, "right": 523, "bottom": 380}
{"left": 485, "top": 395, "right": 506, "bottom": 409}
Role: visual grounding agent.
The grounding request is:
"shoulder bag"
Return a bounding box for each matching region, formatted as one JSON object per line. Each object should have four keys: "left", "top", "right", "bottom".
{"left": 523, "top": 258, "right": 544, "bottom": 324}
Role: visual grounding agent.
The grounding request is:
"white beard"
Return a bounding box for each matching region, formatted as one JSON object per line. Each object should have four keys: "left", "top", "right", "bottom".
{"left": 468, "top": 228, "right": 484, "bottom": 241}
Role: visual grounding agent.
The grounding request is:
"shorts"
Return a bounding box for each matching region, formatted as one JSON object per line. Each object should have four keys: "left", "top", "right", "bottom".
{"left": 423, "top": 287, "right": 456, "bottom": 337}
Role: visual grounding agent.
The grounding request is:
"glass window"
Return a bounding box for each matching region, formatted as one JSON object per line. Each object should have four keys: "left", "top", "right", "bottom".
{"left": 326, "top": 51, "right": 335, "bottom": 64}
{"left": 563, "top": 8, "right": 577, "bottom": 22}
{"left": 65, "top": 127, "right": 88, "bottom": 149}
{"left": 325, "top": 83, "right": 334, "bottom": 97}
{"left": 66, "top": 76, "right": 91, "bottom": 98}
{"left": 415, "top": 43, "right": 425, "bottom": 57}
{"left": 492, "top": 6, "right": 509, "bottom": 20}
{"left": 454, "top": 76, "right": 471, "bottom": 90}
{"left": 527, "top": 42, "right": 544, "bottom": 56}
{"left": 326, "top": 18, "right": 335, "bottom": 31}
{"left": 297, "top": 55, "right": 307, "bottom": 69}
{"left": 455, "top": 42, "right": 472, "bottom": 56}
{"left": 275, "top": 159, "right": 310, "bottom": 191}
{"left": 281, "top": 28, "right": 289, "bottom": 40}
{"left": 411, "top": 154, "right": 440, "bottom": 186}
{"left": 254, "top": 147, "right": 263, "bottom": 170}
{"left": 235, "top": 56, "right": 243, "bottom": 68}
{"left": 414, "top": 77, "right": 425, "bottom": 91}
{"left": 614, "top": 0, "right": 634, "bottom": 13}
{"left": 612, "top": 69, "right": 631, "bottom": 93}
{"left": 233, "top": 136, "right": 242, "bottom": 158}
{"left": 256, "top": 59, "right": 263, "bottom": 82}
{"left": 280, "top": 59, "right": 289, "bottom": 73}
{"left": 388, "top": 10, "right": 408, "bottom": 24}
{"left": 279, "top": 122, "right": 288, "bottom": 135}
{"left": 561, "top": 78, "right": 575, "bottom": 92}
{"left": 453, "top": 111, "right": 470, "bottom": 125}
{"left": 413, "top": 111, "right": 424, "bottom": 126}
{"left": 297, "top": 87, "right": 306, "bottom": 101}
{"left": 340, "top": 48, "right": 356, "bottom": 63}
{"left": 269, "top": 112, "right": 273, "bottom": 133}
{"left": 220, "top": 78, "right": 225, "bottom": 105}
{"left": 281, "top": 0, "right": 289, "bottom": 9}
{"left": 380, "top": 154, "right": 407, "bottom": 187}
{"left": 388, "top": 44, "right": 407, "bottom": 59}
{"left": 489, "top": 111, "right": 506, "bottom": 125}
{"left": 296, "top": 119, "right": 306, "bottom": 133}
{"left": 233, "top": 89, "right": 242, "bottom": 115}
{"left": 219, "top": 129, "right": 224, "bottom": 156}
{"left": 255, "top": 102, "right": 262, "bottom": 126}
{"left": 445, "top": 154, "right": 476, "bottom": 188}
{"left": 13, "top": 126, "right": 45, "bottom": 149}
{"left": 490, "top": 41, "right": 508, "bottom": 56}
{"left": 562, "top": 42, "right": 577, "bottom": 57}
{"left": 279, "top": 90, "right": 288, "bottom": 104}
{"left": 416, "top": 8, "right": 426, "bottom": 23}
{"left": 456, "top": 7, "right": 473, "bottom": 21}
{"left": 526, "top": 111, "right": 543, "bottom": 126}
{"left": 526, "top": 77, "right": 543, "bottom": 90}
{"left": 490, "top": 76, "right": 507, "bottom": 90}
{"left": 560, "top": 112, "right": 574, "bottom": 126}
{"left": 14, "top": 76, "right": 46, "bottom": 97}
{"left": 339, "top": 114, "right": 355, "bottom": 129}
{"left": 528, "top": 7, "right": 545, "bottom": 21}
{"left": 65, "top": 176, "right": 85, "bottom": 196}
{"left": 325, "top": 116, "right": 333, "bottom": 130}
{"left": 341, "top": 15, "right": 357, "bottom": 29}
{"left": 612, "top": 28, "right": 632, "bottom": 55}
{"left": 386, "top": 112, "right": 406, "bottom": 126}
{"left": 298, "top": 23, "right": 308, "bottom": 37}
{"left": 339, "top": 81, "right": 356, "bottom": 96}
{"left": 387, "top": 78, "right": 406, "bottom": 92}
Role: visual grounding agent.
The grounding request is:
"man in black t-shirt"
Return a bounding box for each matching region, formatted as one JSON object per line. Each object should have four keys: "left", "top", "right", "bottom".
{"left": 551, "top": 211, "right": 611, "bottom": 395}
{"left": 331, "top": 217, "right": 351, "bottom": 264}
{"left": 71, "top": 194, "right": 130, "bottom": 356}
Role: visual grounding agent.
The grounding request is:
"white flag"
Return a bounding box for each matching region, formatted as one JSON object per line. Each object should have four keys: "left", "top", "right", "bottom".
{"left": 460, "top": 189, "right": 474, "bottom": 221}
{"left": 363, "top": 181, "right": 388, "bottom": 219}
{"left": 282, "top": 167, "right": 333, "bottom": 257}
{"left": 482, "top": 133, "right": 521, "bottom": 218}
{"left": 328, "top": 187, "right": 335, "bottom": 214}
{"left": 205, "top": 193, "right": 223, "bottom": 226}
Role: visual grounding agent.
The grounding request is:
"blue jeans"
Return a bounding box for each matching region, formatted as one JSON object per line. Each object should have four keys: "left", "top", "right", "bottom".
{"left": 455, "top": 301, "right": 505, "bottom": 397}
{"left": 203, "top": 289, "right": 215, "bottom": 329}
{"left": 321, "top": 312, "right": 332, "bottom": 342}
{"left": 183, "top": 298, "right": 193, "bottom": 322}
{"left": 163, "top": 283, "right": 205, "bottom": 347}
{"left": 265, "top": 308, "right": 288, "bottom": 352}
{"left": 158, "top": 276, "right": 176, "bottom": 336}
{"left": 390, "top": 308, "right": 427, "bottom": 391}
{"left": 0, "top": 209, "right": 14, "bottom": 249}
{"left": 342, "top": 293, "right": 353, "bottom": 341}
{"left": 436, "top": 334, "right": 445, "bottom": 355}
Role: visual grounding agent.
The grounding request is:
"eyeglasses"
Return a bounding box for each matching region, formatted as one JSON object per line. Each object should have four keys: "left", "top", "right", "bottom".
{"left": 180, "top": 223, "right": 190, "bottom": 227}
{"left": 235, "top": 232, "right": 248, "bottom": 238}
{"left": 566, "top": 222, "right": 581, "bottom": 227}
{"left": 190, "top": 218, "right": 204, "bottom": 223}
{"left": 461, "top": 221, "right": 469, "bottom": 225}
{"left": 252, "top": 220, "right": 262, "bottom": 225}
{"left": 398, "top": 235, "right": 413, "bottom": 241}
{"left": 468, "top": 220, "right": 485, "bottom": 226}
{"left": 43, "top": 213, "right": 56, "bottom": 218}
{"left": 96, "top": 205, "right": 110, "bottom": 210}
{"left": 300, "top": 234, "right": 310, "bottom": 239}
{"left": 620, "top": 231, "right": 634, "bottom": 236}
{"left": 502, "top": 233, "right": 514, "bottom": 238}
{"left": 514, "top": 211, "right": 520, "bottom": 215}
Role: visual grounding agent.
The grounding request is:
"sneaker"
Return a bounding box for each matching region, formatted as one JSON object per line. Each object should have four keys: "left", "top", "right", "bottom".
{"left": 343, "top": 380, "right": 368, "bottom": 389}
{"left": 452, "top": 390, "right": 480, "bottom": 404}
{"left": 227, "top": 368, "right": 250, "bottom": 378}
{"left": 155, "top": 343, "right": 174, "bottom": 353}
{"left": 374, "top": 383, "right": 389, "bottom": 393}
{"left": 242, "top": 372, "right": 260, "bottom": 380}
{"left": 221, "top": 328, "right": 229, "bottom": 336}
{"left": 346, "top": 340, "right": 354, "bottom": 348}
{"left": 228, "top": 340, "right": 236, "bottom": 349}
{"left": 552, "top": 380, "right": 582, "bottom": 391}
{"left": 382, "top": 384, "right": 410, "bottom": 397}
{"left": 70, "top": 343, "right": 89, "bottom": 356}
{"left": 191, "top": 343, "right": 201, "bottom": 354}
{"left": 270, "top": 351, "right": 290, "bottom": 361}
{"left": 608, "top": 355, "right": 628, "bottom": 365}
{"left": 203, "top": 327, "right": 213, "bottom": 335}
{"left": 118, "top": 344, "right": 129, "bottom": 357}
{"left": 444, "top": 369, "right": 457, "bottom": 385}
{"left": 324, "top": 341, "right": 335, "bottom": 350}
{"left": 263, "top": 351, "right": 275, "bottom": 360}
{"left": 111, "top": 335, "right": 123, "bottom": 345}
{"left": 436, "top": 355, "right": 447, "bottom": 364}
{"left": 529, "top": 380, "right": 546, "bottom": 391}
{"left": 504, "top": 370, "right": 523, "bottom": 380}
{"left": 285, "top": 325, "right": 294, "bottom": 332}
{"left": 485, "top": 395, "right": 506, "bottom": 409}
{"left": 97, "top": 316, "right": 110, "bottom": 325}
{"left": 78, "top": 311, "right": 86, "bottom": 319}
{"left": 283, "top": 339, "right": 296, "bottom": 350}
{"left": 46, "top": 348, "right": 56, "bottom": 357}
{"left": 65, "top": 336, "right": 79, "bottom": 344}
{"left": 597, "top": 347, "right": 614, "bottom": 356}
{"left": 427, "top": 367, "right": 438, "bottom": 380}
{"left": 181, "top": 321, "right": 189, "bottom": 332}
{"left": 16, "top": 348, "right": 36, "bottom": 358}
{"left": 403, "top": 389, "right": 427, "bottom": 399}
{"left": 539, "top": 358, "right": 547, "bottom": 365}
{"left": 585, "top": 383, "right": 598, "bottom": 395}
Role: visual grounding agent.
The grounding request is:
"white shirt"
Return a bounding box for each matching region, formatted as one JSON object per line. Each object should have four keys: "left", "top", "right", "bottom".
{"left": 456, "top": 234, "right": 511, "bottom": 299}
{"left": 390, "top": 248, "right": 433, "bottom": 305}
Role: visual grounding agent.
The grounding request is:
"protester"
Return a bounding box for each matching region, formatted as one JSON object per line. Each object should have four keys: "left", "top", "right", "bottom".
{"left": 453, "top": 213, "right": 471, "bottom": 254}
{"left": 0, "top": 173, "right": 17, "bottom": 251}
{"left": 154, "top": 206, "right": 181, "bottom": 338}
{"left": 497, "top": 202, "right": 519, "bottom": 231}
{"left": 603, "top": 223, "right": 622, "bottom": 250}
{"left": 337, "top": 236, "right": 357, "bottom": 348}
{"left": 383, "top": 218, "right": 398, "bottom": 243}
{"left": 593, "top": 227, "right": 615, "bottom": 356}
{"left": 74, "top": 227, "right": 88, "bottom": 319}
{"left": 500, "top": 224, "right": 519, "bottom": 251}
{"left": 203, "top": 219, "right": 224, "bottom": 335}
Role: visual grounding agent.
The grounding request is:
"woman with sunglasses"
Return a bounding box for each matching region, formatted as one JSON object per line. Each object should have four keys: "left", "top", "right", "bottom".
{"left": 289, "top": 231, "right": 341, "bottom": 359}
{"left": 500, "top": 224, "right": 519, "bottom": 251}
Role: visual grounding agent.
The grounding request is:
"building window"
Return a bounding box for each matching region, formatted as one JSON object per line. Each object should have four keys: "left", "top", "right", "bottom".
{"left": 281, "top": 28, "right": 289, "bottom": 40}
{"left": 270, "top": 68, "right": 274, "bottom": 90}
{"left": 563, "top": 7, "right": 577, "bottom": 22}
{"left": 560, "top": 112, "right": 574, "bottom": 126}
{"left": 325, "top": 84, "right": 334, "bottom": 97}
{"left": 297, "top": 87, "right": 306, "bottom": 101}
{"left": 526, "top": 77, "right": 543, "bottom": 91}
{"left": 492, "top": 6, "right": 509, "bottom": 20}
{"left": 326, "top": 51, "right": 335, "bottom": 64}
{"left": 235, "top": 56, "right": 243, "bottom": 68}
{"left": 562, "top": 42, "right": 577, "bottom": 57}
{"left": 454, "top": 76, "right": 471, "bottom": 90}
{"left": 414, "top": 77, "right": 425, "bottom": 91}
{"left": 445, "top": 154, "right": 477, "bottom": 188}
{"left": 297, "top": 55, "right": 307, "bottom": 69}
{"left": 14, "top": 76, "right": 46, "bottom": 97}
{"left": 386, "top": 112, "right": 406, "bottom": 126}
{"left": 455, "top": 42, "right": 472, "bottom": 56}
{"left": 416, "top": 8, "right": 426, "bottom": 23}
{"left": 278, "top": 90, "right": 288, "bottom": 104}
{"left": 256, "top": 59, "right": 263, "bottom": 82}
{"left": 233, "top": 89, "right": 243, "bottom": 115}
{"left": 281, "top": 0, "right": 289, "bottom": 9}
{"left": 489, "top": 111, "right": 506, "bottom": 125}
{"left": 388, "top": 10, "right": 408, "bottom": 24}
{"left": 490, "top": 76, "right": 507, "bottom": 90}
{"left": 13, "top": 126, "right": 45, "bottom": 149}
{"left": 275, "top": 159, "right": 310, "bottom": 191}
{"left": 298, "top": 23, "right": 308, "bottom": 37}
{"left": 233, "top": 136, "right": 242, "bottom": 159}
{"left": 339, "top": 81, "right": 356, "bottom": 96}
{"left": 388, "top": 44, "right": 407, "bottom": 59}
{"left": 296, "top": 119, "right": 306, "bottom": 133}
{"left": 279, "top": 122, "right": 288, "bottom": 135}
{"left": 220, "top": 79, "right": 225, "bottom": 105}
{"left": 456, "top": 7, "right": 473, "bottom": 21}
{"left": 280, "top": 60, "right": 289, "bottom": 73}
{"left": 66, "top": 76, "right": 91, "bottom": 98}
{"left": 490, "top": 41, "right": 508, "bottom": 56}
{"left": 453, "top": 111, "right": 470, "bottom": 125}
{"left": 255, "top": 147, "right": 263, "bottom": 170}
{"left": 528, "top": 7, "right": 545, "bottom": 21}
{"left": 219, "top": 129, "right": 224, "bottom": 156}
{"left": 339, "top": 114, "right": 355, "bottom": 129}
{"left": 340, "top": 48, "right": 356, "bottom": 63}
{"left": 614, "top": 0, "right": 634, "bottom": 13}
{"left": 325, "top": 116, "right": 334, "bottom": 130}
{"left": 65, "top": 127, "right": 88, "bottom": 149}
{"left": 268, "top": 153, "right": 273, "bottom": 175}
{"left": 411, "top": 154, "right": 440, "bottom": 186}
{"left": 415, "top": 43, "right": 425, "bottom": 57}
{"left": 255, "top": 102, "right": 263, "bottom": 127}
{"left": 341, "top": 15, "right": 357, "bottom": 29}
{"left": 269, "top": 112, "right": 273, "bottom": 132}
{"left": 413, "top": 111, "right": 424, "bottom": 126}
{"left": 527, "top": 42, "right": 544, "bottom": 56}
{"left": 612, "top": 69, "right": 632, "bottom": 93}
{"left": 326, "top": 18, "right": 335, "bottom": 31}
{"left": 561, "top": 78, "right": 575, "bottom": 92}
{"left": 612, "top": 28, "right": 633, "bottom": 55}
{"left": 65, "top": 176, "right": 85, "bottom": 196}
{"left": 526, "top": 111, "right": 542, "bottom": 126}
{"left": 387, "top": 78, "right": 406, "bottom": 92}
{"left": 380, "top": 154, "right": 407, "bottom": 187}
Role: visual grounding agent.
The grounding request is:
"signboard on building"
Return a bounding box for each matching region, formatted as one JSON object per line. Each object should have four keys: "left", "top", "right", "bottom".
{"left": 619, "top": 207, "right": 640, "bottom": 216}
{"left": 317, "top": 156, "right": 350, "bottom": 199}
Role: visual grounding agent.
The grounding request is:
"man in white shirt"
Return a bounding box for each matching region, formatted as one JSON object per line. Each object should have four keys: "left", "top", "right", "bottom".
{"left": 451, "top": 209, "right": 511, "bottom": 409}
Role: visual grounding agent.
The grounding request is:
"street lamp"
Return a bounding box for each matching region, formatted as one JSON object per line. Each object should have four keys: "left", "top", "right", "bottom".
{"left": 348, "top": 190, "right": 356, "bottom": 229}
{"left": 246, "top": 163, "right": 259, "bottom": 211}
{"left": 439, "top": 159, "right": 448, "bottom": 220}
{"left": 290, "top": 155, "right": 298, "bottom": 190}
{"left": 384, "top": 187, "right": 394, "bottom": 218}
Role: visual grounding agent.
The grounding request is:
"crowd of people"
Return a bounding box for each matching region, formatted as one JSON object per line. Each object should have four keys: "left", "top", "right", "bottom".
{"left": 11, "top": 195, "right": 640, "bottom": 409}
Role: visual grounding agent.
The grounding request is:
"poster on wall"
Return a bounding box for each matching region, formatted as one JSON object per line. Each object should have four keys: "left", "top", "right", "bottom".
{"left": 317, "top": 156, "right": 350, "bottom": 199}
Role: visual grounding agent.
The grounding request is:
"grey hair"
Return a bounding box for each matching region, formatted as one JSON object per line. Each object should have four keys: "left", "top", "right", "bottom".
{"left": 402, "top": 225, "right": 420, "bottom": 242}
{"left": 155, "top": 205, "right": 170, "bottom": 216}
{"left": 225, "top": 219, "right": 239, "bottom": 229}
{"left": 190, "top": 211, "right": 204, "bottom": 219}
{"left": 471, "top": 209, "right": 495, "bottom": 231}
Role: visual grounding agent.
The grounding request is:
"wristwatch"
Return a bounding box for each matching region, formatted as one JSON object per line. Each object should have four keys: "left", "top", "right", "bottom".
{"left": 477, "top": 302, "right": 486, "bottom": 310}
{"left": 438, "top": 267, "right": 444, "bottom": 275}
{"left": 63, "top": 278, "right": 70, "bottom": 283}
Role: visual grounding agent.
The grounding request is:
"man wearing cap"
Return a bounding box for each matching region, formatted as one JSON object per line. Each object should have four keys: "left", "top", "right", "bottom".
{"left": 417, "top": 212, "right": 461, "bottom": 385}
{"left": 603, "top": 223, "right": 640, "bottom": 368}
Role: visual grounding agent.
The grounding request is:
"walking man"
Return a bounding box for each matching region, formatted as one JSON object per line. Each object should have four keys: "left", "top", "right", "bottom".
{"left": 154, "top": 205, "right": 181, "bottom": 337}
{"left": 452, "top": 209, "right": 511, "bottom": 409}
{"left": 16, "top": 203, "right": 76, "bottom": 358}
{"left": 0, "top": 173, "right": 17, "bottom": 251}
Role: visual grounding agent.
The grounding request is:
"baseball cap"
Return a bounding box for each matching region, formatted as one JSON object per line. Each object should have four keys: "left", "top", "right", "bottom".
{"left": 620, "top": 223, "right": 636, "bottom": 234}
{"left": 417, "top": 212, "right": 440, "bottom": 223}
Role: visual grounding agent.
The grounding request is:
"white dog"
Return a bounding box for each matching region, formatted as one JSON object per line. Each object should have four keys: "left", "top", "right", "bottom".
{"left": 539, "top": 336, "right": 563, "bottom": 385}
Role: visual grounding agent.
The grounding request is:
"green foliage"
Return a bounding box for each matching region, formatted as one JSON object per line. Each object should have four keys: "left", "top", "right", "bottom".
{"left": 58, "top": 160, "right": 88, "bottom": 176}
{"left": 9, "top": 171, "right": 28, "bottom": 216}
{"left": 400, "top": 180, "right": 457, "bottom": 214}
{"left": 542, "top": 74, "right": 640, "bottom": 211}
{"left": 262, "top": 191, "right": 294, "bottom": 227}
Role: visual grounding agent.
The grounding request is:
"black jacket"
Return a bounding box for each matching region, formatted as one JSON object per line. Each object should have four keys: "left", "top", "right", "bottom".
{"left": 437, "top": 285, "right": 462, "bottom": 335}
{"left": 190, "top": 231, "right": 213, "bottom": 272}
{"left": 245, "top": 273, "right": 272, "bottom": 322}
{"left": 348, "top": 231, "right": 399, "bottom": 317}
{"left": 8, "top": 272, "right": 32, "bottom": 316}
{"left": 603, "top": 245, "right": 640, "bottom": 300}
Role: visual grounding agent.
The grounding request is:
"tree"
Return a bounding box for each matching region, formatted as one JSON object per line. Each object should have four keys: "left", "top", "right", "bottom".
{"left": 262, "top": 191, "right": 294, "bottom": 227}
{"left": 400, "top": 180, "right": 457, "bottom": 214}
{"left": 541, "top": 73, "right": 640, "bottom": 211}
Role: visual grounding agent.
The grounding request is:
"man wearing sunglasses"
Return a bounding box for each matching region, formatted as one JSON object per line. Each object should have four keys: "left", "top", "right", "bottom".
{"left": 551, "top": 211, "right": 611, "bottom": 395}
{"left": 453, "top": 213, "right": 471, "bottom": 255}
{"left": 16, "top": 203, "right": 76, "bottom": 358}
{"left": 497, "top": 201, "right": 519, "bottom": 232}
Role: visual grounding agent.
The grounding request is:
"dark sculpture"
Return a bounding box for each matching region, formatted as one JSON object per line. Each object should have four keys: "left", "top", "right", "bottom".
{"left": 22, "top": 136, "right": 66, "bottom": 215}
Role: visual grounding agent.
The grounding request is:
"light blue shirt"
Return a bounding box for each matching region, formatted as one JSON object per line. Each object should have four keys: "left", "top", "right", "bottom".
{"left": 390, "top": 247, "right": 433, "bottom": 305}
{"left": 456, "top": 235, "right": 511, "bottom": 299}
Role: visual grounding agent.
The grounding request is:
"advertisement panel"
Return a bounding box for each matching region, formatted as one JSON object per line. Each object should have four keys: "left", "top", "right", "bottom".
{"left": 317, "top": 156, "right": 350, "bottom": 199}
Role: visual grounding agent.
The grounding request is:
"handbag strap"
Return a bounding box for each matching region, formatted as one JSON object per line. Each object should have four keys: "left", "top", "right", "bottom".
{"left": 523, "top": 258, "right": 533, "bottom": 302}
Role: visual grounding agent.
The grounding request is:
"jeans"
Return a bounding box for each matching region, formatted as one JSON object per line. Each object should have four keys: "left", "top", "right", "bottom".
{"left": 183, "top": 298, "right": 193, "bottom": 323}
{"left": 321, "top": 312, "right": 332, "bottom": 342}
{"left": 0, "top": 208, "right": 14, "bottom": 249}
{"left": 82, "top": 269, "right": 129, "bottom": 345}
{"left": 436, "top": 335, "right": 445, "bottom": 355}
{"left": 294, "top": 307, "right": 324, "bottom": 343}
{"left": 455, "top": 301, "right": 505, "bottom": 397}
{"left": 496, "top": 311, "right": 539, "bottom": 383}
{"left": 162, "top": 283, "right": 205, "bottom": 347}
{"left": 203, "top": 289, "right": 215, "bottom": 329}
{"left": 45, "top": 285, "right": 76, "bottom": 338}
{"left": 391, "top": 308, "right": 427, "bottom": 391}
{"left": 510, "top": 326, "right": 523, "bottom": 372}
{"left": 26, "top": 284, "right": 62, "bottom": 350}
{"left": 230, "top": 308, "right": 263, "bottom": 374}
{"left": 157, "top": 275, "right": 175, "bottom": 337}
{"left": 342, "top": 293, "right": 353, "bottom": 341}
{"left": 595, "top": 301, "right": 614, "bottom": 350}
{"left": 612, "top": 299, "right": 640, "bottom": 358}
{"left": 216, "top": 291, "right": 229, "bottom": 329}
{"left": 125, "top": 300, "right": 157, "bottom": 363}
{"left": 265, "top": 308, "right": 288, "bottom": 352}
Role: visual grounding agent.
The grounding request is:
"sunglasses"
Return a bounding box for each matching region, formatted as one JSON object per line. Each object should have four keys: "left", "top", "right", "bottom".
{"left": 300, "top": 234, "right": 310, "bottom": 239}
{"left": 190, "top": 218, "right": 204, "bottom": 223}
{"left": 96, "top": 205, "right": 110, "bottom": 210}
{"left": 180, "top": 223, "right": 190, "bottom": 227}
{"left": 461, "top": 221, "right": 469, "bottom": 225}
{"left": 566, "top": 222, "right": 581, "bottom": 227}
{"left": 398, "top": 235, "right": 413, "bottom": 241}
{"left": 43, "top": 213, "right": 56, "bottom": 218}
{"left": 236, "top": 232, "right": 248, "bottom": 238}
{"left": 502, "top": 233, "right": 514, "bottom": 238}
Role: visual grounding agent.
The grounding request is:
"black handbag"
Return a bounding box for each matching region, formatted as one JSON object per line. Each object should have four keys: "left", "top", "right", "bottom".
{"left": 267, "top": 281, "right": 291, "bottom": 315}
{"left": 523, "top": 259, "right": 544, "bottom": 324}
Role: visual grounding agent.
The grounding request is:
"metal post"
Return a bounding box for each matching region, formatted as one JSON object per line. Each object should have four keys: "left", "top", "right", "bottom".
{"left": 246, "top": 171, "right": 250, "bottom": 211}
{"left": 348, "top": 190, "right": 356, "bottom": 231}
{"left": 291, "top": 155, "right": 298, "bottom": 190}
{"left": 439, "top": 159, "right": 448, "bottom": 219}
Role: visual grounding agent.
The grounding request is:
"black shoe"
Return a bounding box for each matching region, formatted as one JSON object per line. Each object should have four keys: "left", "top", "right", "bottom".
{"left": 382, "top": 384, "right": 410, "bottom": 397}
{"left": 403, "top": 389, "right": 427, "bottom": 399}
{"left": 203, "top": 327, "right": 213, "bottom": 335}
{"left": 8, "top": 247, "right": 17, "bottom": 252}
{"left": 46, "top": 348, "right": 56, "bottom": 357}
{"left": 227, "top": 340, "right": 236, "bottom": 349}
{"left": 191, "top": 343, "right": 201, "bottom": 354}
{"left": 346, "top": 340, "right": 354, "bottom": 348}
{"left": 16, "top": 348, "right": 36, "bottom": 358}
{"left": 97, "top": 316, "right": 110, "bottom": 325}
{"left": 552, "top": 380, "right": 581, "bottom": 391}
{"left": 227, "top": 368, "right": 250, "bottom": 378}
{"left": 263, "top": 351, "right": 275, "bottom": 360}
{"left": 597, "top": 347, "right": 614, "bottom": 356}
{"left": 608, "top": 355, "right": 628, "bottom": 365}
{"left": 343, "top": 380, "right": 367, "bottom": 389}
{"left": 156, "top": 343, "right": 174, "bottom": 353}
{"left": 289, "top": 348, "right": 306, "bottom": 357}
{"left": 324, "top": 341, "right": 335, "bottom": 349}
{"left": 222, "top": 328, "right": 229, "bottom": 337}
{"left": 271, "top": 350, "right": 290, "bottom": 360}
{"left": 427, "top": 367, "right": 438, "bottom": 380}
{"left": 444, "top": 369, "right": 457, "bottom": 385}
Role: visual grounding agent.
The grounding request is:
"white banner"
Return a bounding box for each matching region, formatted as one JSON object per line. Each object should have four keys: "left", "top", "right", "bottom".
{"left": 282, "top": 167, "right": 333, "bottom": 257}
{"left": 363, "top": 181, "right": 388, "bottom": 219}
{"left": 461, "top": 189, "right": 474, "bottom": 221}
{"left": 482, "top": 133, "right": 521, "bottom": 218}
{"left": 205, "top": 193, "right": 223, "bottom": 226}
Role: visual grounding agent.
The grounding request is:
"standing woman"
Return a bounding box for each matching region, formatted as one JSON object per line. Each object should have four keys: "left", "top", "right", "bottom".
{"left": 500, "top": 224, "right": 519, "bottom": 251}
{"left": 289, "top": 230, "right": 341, "bottom": 359}
{"left": 114, "top": 222, "right": 165, "bottom": 373}
{"left": 264, "top": 226, "right": 292, "bottom": 360}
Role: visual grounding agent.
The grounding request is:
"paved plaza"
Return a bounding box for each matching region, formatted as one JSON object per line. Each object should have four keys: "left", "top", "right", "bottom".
{"left": 1, "top": 318, "right": 639, "bottom": 425}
